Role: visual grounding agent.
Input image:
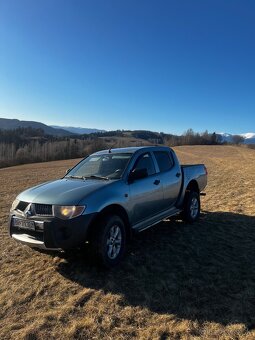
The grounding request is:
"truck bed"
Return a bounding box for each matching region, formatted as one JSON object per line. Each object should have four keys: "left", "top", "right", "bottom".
{"left": 181, "top": 164, "right": 207, "bottom": 193}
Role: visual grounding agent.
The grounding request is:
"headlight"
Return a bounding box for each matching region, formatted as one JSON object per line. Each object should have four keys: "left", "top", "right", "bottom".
{"left": 53, "top": 205, "right": 85, "bottom": 220}
{"left": 10, "top": 198, "right": 19, "bottom": 211}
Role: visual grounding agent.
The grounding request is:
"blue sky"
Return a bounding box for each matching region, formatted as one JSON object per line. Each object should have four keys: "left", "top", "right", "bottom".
{"left": 0, "top": 0, "right": 255, "bottom": 134}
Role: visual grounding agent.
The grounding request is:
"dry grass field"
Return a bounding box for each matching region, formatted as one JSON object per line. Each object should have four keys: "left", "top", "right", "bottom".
{"left": 0, "top": 145, "right": 255, "bottom": 339}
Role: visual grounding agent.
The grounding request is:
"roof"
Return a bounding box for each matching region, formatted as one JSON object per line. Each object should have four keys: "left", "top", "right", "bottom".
{"left": 93, "top": 146, "right": 171, "bottom": 155}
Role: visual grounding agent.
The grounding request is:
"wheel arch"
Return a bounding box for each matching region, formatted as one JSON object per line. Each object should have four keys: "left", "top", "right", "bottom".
{"left": 185, "top": 180, "right": 199, "bottom": 194}
{"left": 87, "top": 204, "right": 132, "bottom": 241}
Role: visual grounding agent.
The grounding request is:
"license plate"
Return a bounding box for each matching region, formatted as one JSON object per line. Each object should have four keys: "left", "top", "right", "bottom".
{"left": 13, "top": 218, "right": 35, "bottom": 231}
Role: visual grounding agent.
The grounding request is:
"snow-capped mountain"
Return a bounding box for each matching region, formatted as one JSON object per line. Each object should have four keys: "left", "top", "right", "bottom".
{"left": 240, "top": 133, "right": 255, "bottom": 144}
{"left": 218, "top": 132, "right": 255, "bottom": 144}
{"left": 218, "top": 133, "right": 234, "bottom": 143}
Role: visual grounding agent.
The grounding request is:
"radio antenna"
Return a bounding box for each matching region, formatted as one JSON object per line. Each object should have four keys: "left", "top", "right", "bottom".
{"left": 108, "top": 141, "right": 117, "bottom": 153}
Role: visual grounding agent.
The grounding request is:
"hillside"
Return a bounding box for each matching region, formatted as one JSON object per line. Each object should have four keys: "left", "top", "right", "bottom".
{"left": 1, "top": 146, "right": 255, "bottom": 339}
{"left": 0, "top": 118, "right": 72, "bottom": 136}
{"left": 51, "top": 125, "right": 105, "bottom": 134}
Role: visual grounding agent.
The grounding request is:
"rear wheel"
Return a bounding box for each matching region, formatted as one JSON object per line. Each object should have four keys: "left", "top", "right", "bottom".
{"left": 91, "top": 214, "right": 126, "bottom": 268}
{"left": 181, "top": 191, "right": 200, "bottom": 223}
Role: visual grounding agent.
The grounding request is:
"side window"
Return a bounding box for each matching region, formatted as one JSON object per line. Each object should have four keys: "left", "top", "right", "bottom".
{"left": 154, "top": 151, "right": 174, "bottom": 172}
{"left": 133, "top": 153, "right": 156, "bottom": 176}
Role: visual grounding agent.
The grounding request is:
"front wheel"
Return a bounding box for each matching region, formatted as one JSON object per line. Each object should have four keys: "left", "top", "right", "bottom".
{"left": 181, "top": 191, "right": 200, "bottom": 223}
{"left": 91, "top": 214, "right": 126, "bottom": 268}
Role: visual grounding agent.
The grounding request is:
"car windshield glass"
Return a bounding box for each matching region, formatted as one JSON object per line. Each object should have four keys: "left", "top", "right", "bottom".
{"left": 66, "top": 153, "right": 132, "bottom": 180}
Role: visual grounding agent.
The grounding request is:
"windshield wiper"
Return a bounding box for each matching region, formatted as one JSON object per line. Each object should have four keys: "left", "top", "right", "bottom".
{"left": 85, "top": 175, "right": 110, "bottom": 180}
{"left": 66, "top": 175, "right": 86, "bottom": 180}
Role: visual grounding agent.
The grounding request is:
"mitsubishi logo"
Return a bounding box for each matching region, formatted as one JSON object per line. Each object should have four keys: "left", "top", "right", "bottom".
{"left": 23, "top": 203, "right": 32, "bottom": 219}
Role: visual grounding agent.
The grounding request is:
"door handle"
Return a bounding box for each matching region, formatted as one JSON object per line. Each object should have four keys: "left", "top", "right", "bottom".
{"left": 176, "top": 172, "right": 181, "bottom": 177}
{"left": 154, "top": 179, "right": 160, "bottom": 185}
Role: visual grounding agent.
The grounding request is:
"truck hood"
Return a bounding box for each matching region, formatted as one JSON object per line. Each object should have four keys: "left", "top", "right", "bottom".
{"left": 17, "top": 178, "right": 112, "bottom": 205}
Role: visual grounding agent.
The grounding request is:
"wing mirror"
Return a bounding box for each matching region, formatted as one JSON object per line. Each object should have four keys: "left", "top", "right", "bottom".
{"left": 128, "top": 168, "right": 148, "bottom": 182}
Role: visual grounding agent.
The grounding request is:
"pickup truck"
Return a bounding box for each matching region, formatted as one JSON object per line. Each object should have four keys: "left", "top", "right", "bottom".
{"left": 9, "top": 146, "right": 207, "bottom": 267}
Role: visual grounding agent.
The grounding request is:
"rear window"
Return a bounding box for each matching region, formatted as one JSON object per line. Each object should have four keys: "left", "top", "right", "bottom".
{"left": 154, "top": 151, "right": 174, "bottom": 172}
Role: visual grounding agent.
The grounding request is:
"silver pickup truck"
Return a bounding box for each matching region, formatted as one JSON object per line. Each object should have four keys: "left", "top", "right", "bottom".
{"left": 9, "top": 146, "right": 207, "bottom": 267}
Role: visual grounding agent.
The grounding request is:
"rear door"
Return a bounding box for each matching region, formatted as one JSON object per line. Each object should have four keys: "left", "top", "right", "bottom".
{"left": 153, "top": 150, "right": 182, "bottom": 210}
{"left": 128, "top": 152, "right": 164, "bottom": 225}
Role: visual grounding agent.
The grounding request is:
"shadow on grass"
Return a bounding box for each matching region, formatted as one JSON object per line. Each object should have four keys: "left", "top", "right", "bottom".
{"left": 56, "top": 211, "right": 255, "bottom": 328}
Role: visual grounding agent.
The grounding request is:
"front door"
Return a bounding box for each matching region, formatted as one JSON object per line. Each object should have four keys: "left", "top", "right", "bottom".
{"left": 128, "top": 152, "right": 164, "bottom": 225}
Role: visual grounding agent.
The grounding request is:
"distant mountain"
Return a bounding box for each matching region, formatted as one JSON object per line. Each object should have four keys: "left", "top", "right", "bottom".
{"left": 218, "top": 132, "right": 255, "bottom": 144}
{"left": 51, "top": 125, "right": 105, "bottom": 134}
{"left": 240, "top": 133, "right": 255, "bottom": 144}
{"left": 0, "top": 118, "right": 72, "bottom": 136}
{"left": 218, "top": 133, "right": 234, "bottom": 143}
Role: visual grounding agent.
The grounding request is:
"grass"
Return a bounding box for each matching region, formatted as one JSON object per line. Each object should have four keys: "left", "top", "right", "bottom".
{"left": 0, "top": 145, "right": 255, "bottom": 339}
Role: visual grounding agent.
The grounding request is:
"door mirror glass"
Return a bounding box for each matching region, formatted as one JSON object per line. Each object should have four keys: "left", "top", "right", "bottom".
{"left": 129, "top": 168, "right": 148, "bottom": 181}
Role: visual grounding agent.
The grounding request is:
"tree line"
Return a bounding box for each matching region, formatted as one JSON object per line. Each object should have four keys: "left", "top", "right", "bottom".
{"left": 0, "top": 127, "right": 248, "bottom": 168}
{"left": 0, "top": 128, "right": 109, "bottom": 168}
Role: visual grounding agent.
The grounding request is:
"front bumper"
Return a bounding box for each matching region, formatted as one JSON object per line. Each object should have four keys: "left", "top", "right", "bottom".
{"left": 9, "top": 212, "right": 97, "bottom": 250}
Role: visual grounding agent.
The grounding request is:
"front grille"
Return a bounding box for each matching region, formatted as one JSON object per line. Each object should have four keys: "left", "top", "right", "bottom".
{"left": 16, "top": 201, "right": 29, "bottom": 212}
{"left": 34, "top": 204, "right": 53, "bottom": 216}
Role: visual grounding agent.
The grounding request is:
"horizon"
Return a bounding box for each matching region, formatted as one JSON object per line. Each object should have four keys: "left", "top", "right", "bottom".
{"left": 0, "top": 116, "right": 254, "bottom": 136}
{"left": 1, "top": 1, "right": 255, "bottom": 134}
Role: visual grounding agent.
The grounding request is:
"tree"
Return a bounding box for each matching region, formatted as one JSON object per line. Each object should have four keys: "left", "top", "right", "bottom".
{"left": 232, "top": 135, "right": 244, "bottom": 145}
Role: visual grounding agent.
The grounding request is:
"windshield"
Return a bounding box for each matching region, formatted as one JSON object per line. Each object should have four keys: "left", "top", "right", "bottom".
{"left": 66, "top": 153, "right": 132, "bottom": 180}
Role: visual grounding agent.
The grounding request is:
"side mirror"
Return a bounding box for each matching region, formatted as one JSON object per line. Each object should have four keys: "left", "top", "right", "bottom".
{"left": 128, "top": 168, "right": 148, "bottom": 182}
{"left": 66, "top": 168, "right": 71, "bottom": 175}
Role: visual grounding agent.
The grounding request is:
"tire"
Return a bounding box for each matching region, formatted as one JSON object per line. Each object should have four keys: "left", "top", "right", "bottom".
{"left": 181, "top": 191, "right": 200, "bottom": 223}
{"left": 91, "top": 214, "right": 126, "bottom": 268}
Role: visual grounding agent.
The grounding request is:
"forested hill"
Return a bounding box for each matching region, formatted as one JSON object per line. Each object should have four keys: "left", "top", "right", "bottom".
{"left": 0, "top": 118, "right": 72, "bottom": 136}
{"left": 0, "top": 127, "right": 224, "bottom": 168}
